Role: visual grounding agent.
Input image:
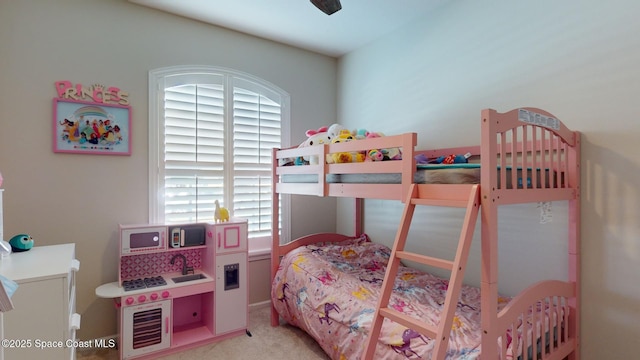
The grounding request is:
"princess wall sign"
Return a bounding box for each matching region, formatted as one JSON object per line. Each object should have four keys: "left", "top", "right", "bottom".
{"left": 53, "top": 81, "right": 132, "bottom": 155}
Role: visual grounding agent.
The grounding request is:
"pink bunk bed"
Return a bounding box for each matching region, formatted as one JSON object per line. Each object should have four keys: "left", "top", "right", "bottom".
{"left": 270, "top": 107, "right": 580, "bottom": 360}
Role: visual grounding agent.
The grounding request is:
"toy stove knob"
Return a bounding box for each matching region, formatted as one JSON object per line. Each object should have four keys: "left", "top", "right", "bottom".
{"left": 138, "top": 295, "right": 147, "bottom": 303}
{"left": 150, "top": 293, "right": 158, "bottom": 301}
{"left": 125, "top": 297, "right": 135, "bottom": 306}
{"left": 161, "top": 291, "right": 170, "bottom": 298}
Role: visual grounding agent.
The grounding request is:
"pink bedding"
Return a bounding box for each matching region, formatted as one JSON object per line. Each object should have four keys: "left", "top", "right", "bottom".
{"left": 272, "top": 235, "right": 513, "bottom": 359}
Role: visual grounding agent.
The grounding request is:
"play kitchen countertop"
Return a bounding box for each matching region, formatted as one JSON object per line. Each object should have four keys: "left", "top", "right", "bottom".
{"left": 95, "top": 270, "right": 213, "bottom": 298}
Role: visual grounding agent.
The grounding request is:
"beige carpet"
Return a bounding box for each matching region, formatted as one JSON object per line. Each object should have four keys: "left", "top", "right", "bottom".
{"left": 78, "top": 304, "right": 330, "bottom": 360}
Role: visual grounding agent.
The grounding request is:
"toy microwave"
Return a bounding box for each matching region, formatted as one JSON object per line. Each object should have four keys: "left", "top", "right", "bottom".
{"left": 120, "top": 224, "right": 167, "bottom": 254}
{"left": 168, "top": 224, "right": 206, "bottom": 248}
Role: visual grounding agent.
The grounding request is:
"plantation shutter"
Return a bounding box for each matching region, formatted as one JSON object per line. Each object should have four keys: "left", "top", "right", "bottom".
{"left": 232, "top": 81, "right": 281, "bottom": 238}
{"left": 161, "top": 73, "right": 281, "bottom": 239}
{"left": 164, "top": 82, "right": 225, "bottom": 224}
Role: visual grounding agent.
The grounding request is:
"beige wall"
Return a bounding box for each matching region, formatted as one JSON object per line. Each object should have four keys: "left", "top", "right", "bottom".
{"left": 337, "top": 0, "right": 640, "bottom": 359}
{"left": 0, "top": 0, "right": 337, "bottom": 341}
{"left": 248, "top": 258, "right": 271, "bottom": 304}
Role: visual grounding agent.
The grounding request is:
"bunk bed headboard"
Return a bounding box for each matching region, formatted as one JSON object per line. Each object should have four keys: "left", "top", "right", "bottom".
{"left": 481, "top": 107, "right": 580, "bottom": 204}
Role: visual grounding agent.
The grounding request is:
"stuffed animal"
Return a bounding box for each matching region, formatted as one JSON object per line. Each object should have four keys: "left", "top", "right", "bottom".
{"left": 352, "top": 128, "right": 368, "bottom": 140}
{"left": 214, "top": 200, "right": 229, "bottom": 223}
{"left": 332, "top": 152, "right": 353, "bottom": 163}
{"left": 367, "top": 149, "right": 384, "bottom": 161}
{"left": 328, "top": 133, "right": 365, "bottom": 163}
{"left": 9, "top": 234, "right": 34, "bottom": 252}
{"left": 432, "top": 153, "right": 472, "bottom": 164}
{"left": 415, "top": 154, "right": 430, "bottom": 164}
{"left": 382, "top": 147, "right": 403, "bottom": 161}
{"left": 303, "top": 126, "right": 329, "bottom": 146}
{"left": 363, "top": 131, "right": 402, "bottom": 161}
{"left": 362, "top": 131, "right": 381, "bottom": 161}
{"left": 327, "top": 123, "right": 346, "bottom": 139}
{"left": 297, "top": 126, "right": 332, "bottom": 165}
{"left": 365, "top": 131, "right": 384, "bottom": 139}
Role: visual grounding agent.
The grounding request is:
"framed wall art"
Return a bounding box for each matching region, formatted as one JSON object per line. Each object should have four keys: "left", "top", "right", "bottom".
{"left": 53, "top": 98, "right": 131, "bottom": 155}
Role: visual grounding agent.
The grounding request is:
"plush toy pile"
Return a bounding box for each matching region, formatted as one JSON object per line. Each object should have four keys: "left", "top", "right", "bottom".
{"left": 282, "top": 125, "right": 475, "bottom": 167}
{"left": 326, "top": 131, "right": 366, "bottom": 163}
{"left": 283, "top": 124, "right": 404, "bottom": 166}
{"left": 279, "top": 124, "right": 402, "bottom": 166}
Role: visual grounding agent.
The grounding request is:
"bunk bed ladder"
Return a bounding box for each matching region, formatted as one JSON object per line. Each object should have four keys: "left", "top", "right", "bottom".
{"left": 362, "top": 183, "right": 481, "bottom": 360}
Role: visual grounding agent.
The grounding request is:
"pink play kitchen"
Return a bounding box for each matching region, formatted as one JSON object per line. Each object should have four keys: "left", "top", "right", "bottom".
{"left": 96, "top": 218, "right": 249, "bottom": 359}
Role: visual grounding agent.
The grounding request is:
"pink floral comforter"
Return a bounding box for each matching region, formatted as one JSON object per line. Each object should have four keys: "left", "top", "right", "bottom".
{"left": 271, "top": 235, "right": 511, "bottom": 359}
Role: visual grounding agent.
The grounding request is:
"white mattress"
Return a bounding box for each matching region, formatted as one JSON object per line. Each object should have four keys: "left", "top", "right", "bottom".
{"left": 281, "top": 164, "right": 559, "bottom": 188}
{"left": 282, "top": 165, "right": 481, "bottom": 185}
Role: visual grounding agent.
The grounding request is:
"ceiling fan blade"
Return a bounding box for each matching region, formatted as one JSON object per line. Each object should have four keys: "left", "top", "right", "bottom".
{"left": 311, "top": 0, "right": 342, "bottom": 15}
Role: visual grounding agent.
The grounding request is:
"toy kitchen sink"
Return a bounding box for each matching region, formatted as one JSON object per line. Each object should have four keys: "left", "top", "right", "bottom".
{"left": 172, "top": 273, "right": 207, "bottom": 283}
{"left": 96, "top": 219, "right": 249, "bottom": 360}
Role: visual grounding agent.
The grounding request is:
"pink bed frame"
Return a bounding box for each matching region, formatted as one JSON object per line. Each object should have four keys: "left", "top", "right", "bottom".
{"left": 270, "top": 107, "right": 580, "bottom": 360}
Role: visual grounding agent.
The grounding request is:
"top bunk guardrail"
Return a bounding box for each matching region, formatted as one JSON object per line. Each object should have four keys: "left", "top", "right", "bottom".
{"left": 272, "top": 132, "right": 418, "bottom": 200}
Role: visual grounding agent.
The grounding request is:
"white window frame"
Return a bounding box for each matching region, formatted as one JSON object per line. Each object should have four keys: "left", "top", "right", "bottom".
{"left": 148, "top": 65, "right": 291, "bottom": 250}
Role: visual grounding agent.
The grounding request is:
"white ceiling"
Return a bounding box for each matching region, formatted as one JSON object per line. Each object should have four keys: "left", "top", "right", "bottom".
{"left": 129, "top": 0, "right": 444, "bottom": 57}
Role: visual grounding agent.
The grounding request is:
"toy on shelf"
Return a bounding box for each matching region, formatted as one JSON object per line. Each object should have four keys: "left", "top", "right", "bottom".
{"left": 214, "top": 200, "right": 229, "bottom": 223}
{"left": 9, "top": 234, "right": 34, "bottom": 252}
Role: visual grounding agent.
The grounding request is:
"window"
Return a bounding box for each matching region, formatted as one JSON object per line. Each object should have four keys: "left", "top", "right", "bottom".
{"left": 149, "top": 66, "right": 290, "bottom": 244}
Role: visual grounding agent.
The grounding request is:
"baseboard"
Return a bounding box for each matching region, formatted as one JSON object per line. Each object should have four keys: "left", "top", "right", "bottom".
{"left": 249, "top": 300, "right": 271, "bottom": 310}
{"left": 248, "top": 250, "right": 270, "bottom": 261}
